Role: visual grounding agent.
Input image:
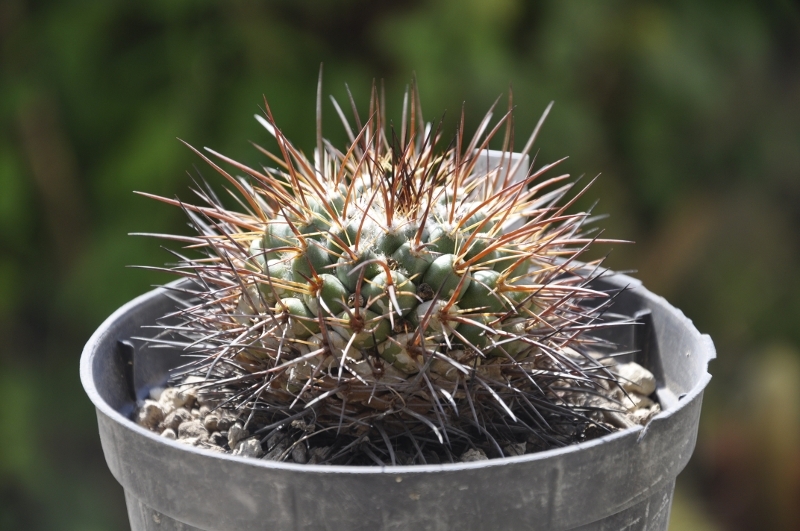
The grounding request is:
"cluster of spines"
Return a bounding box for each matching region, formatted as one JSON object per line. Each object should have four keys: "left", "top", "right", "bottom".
{"left": 138, "top": 78, "right": 627, "bottom": 464}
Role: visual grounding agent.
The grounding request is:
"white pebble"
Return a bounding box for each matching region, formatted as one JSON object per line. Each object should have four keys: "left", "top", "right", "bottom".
{"left": 233, "top": 437, "right": 263, "bottom": 458}
{"left": 460, "top": 448, "right": 488, "bottom": 462}
{"left": 631, "top": 404, "right": 661, "bottom": 425}
{"left": 148, "top": 387, "right": 165, "bottom": 401}
{"left": 614, "top": 362, "right": 657, "bottom": 396}
{"left": 159, "top": 388, "right": 192, "bottom": 410}
{"left": 135, "top": 400, "right": 164, "bottom": 430}
{"left": 503, "top": 442, "right": 526, "bottom": 457}
{"left": 203, "top": 414, "right": 219, "bottom": 432}
{"left": 161, "top": 408, "right": 192, "bottom": 431}
{"left": 178, "top": 420, "right": 209, "bottom": 441}
{"left": 181, "top": 376, "right": 207, "bottom": 403}
{"left": 228, "top": 422, "right": 249, "bottom": 448}
{"left": 160, "top": 428, "right": 176, "bottom": 440}
{"left": 182, "top": 387, "right": 199, "bottom": 405}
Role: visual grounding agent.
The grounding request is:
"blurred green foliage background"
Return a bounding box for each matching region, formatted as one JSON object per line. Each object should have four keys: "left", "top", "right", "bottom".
{"left": 1, "top": 0, "right": 799, "bottom": 529}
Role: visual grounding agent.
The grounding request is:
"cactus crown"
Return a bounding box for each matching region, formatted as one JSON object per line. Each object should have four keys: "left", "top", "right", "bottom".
{"left": 141, "top": 78, "right": 629, "bottom": 465}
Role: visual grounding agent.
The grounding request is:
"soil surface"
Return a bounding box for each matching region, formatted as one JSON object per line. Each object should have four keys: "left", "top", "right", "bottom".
{"left": 133, "top": 361, "right": 661, "bottom": 465}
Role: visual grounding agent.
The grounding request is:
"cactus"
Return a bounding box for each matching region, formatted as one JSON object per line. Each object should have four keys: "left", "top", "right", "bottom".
{"left": 140, "top": 77, "right": 632, "bottom": 465}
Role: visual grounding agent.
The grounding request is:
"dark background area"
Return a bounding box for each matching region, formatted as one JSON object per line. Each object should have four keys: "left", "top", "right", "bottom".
{"left": 1, "top": 1, "right": 799, "bottom": 529}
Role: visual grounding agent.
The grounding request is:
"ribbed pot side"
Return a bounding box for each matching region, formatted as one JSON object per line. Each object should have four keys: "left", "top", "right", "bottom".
{"left": 81, "top": 273, "right": 714, "bottom": 531}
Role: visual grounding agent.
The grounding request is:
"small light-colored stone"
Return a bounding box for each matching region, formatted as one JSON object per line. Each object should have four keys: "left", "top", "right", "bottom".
{"left": 228, "top": 422, "right": 249, "bottom": 448}
{"left": 460, "top": 448, "right": 488, "bottom": 462}
{"left": 161, "top": 408, "right": 192, "bottom": 431}
{"left": 199, "top": 406, "right": 211, "bottom": 418}
{"left": 290, "top": 419, "right": 312, "bottom": 432}
{"left": 503, "top": 442, "right": 526, "bottom": 457}
{"left": 233, "top": 437, "right": 263, "bottom": 458}
{"left": 203, "top": 414, "right": 219, "bottom": 432}
{"left": 159, "top": 387, "right": 177, "bottom": 406}
{"left": 183, "top": 388, "right": 199, "bottom": 406}
{"left": 135, "top": 400, "right": 164, "bottom": 430}
{"left": 631, "top": 403, "right": 661, "bottom": 425}
{"left": 158, "top": 401, "right": 175, "bottom": 417}
{"left": 614, "top": 362, "right": 657, "bottom": 396}
{"left": 178, "top": 420, "right": 209, "bottom": 441}
{"left": 160, "top": 388, "right": 193, "bottom": 410}
{"left": 160, "top": 428, "right": 176, "bottom": 440}
{"left": 180, "top": 375, "right": 206, "bottom": 404}
{"left": 149, "top": 387, "right": 165, "bottom": 401}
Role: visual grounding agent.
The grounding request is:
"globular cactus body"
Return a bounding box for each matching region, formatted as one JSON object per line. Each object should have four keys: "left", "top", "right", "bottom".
{"left": 142, "top": 79, "right": 629, "bottom": 465}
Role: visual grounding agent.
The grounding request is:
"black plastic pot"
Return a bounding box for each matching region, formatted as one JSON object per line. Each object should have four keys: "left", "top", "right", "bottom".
{"left": 81, "top": 272, "right": 713, "bottom": 531}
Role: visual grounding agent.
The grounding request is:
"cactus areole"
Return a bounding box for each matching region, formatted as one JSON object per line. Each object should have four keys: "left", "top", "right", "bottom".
{"left": 138, "top": 78, "right": 636, "bottom": 465}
